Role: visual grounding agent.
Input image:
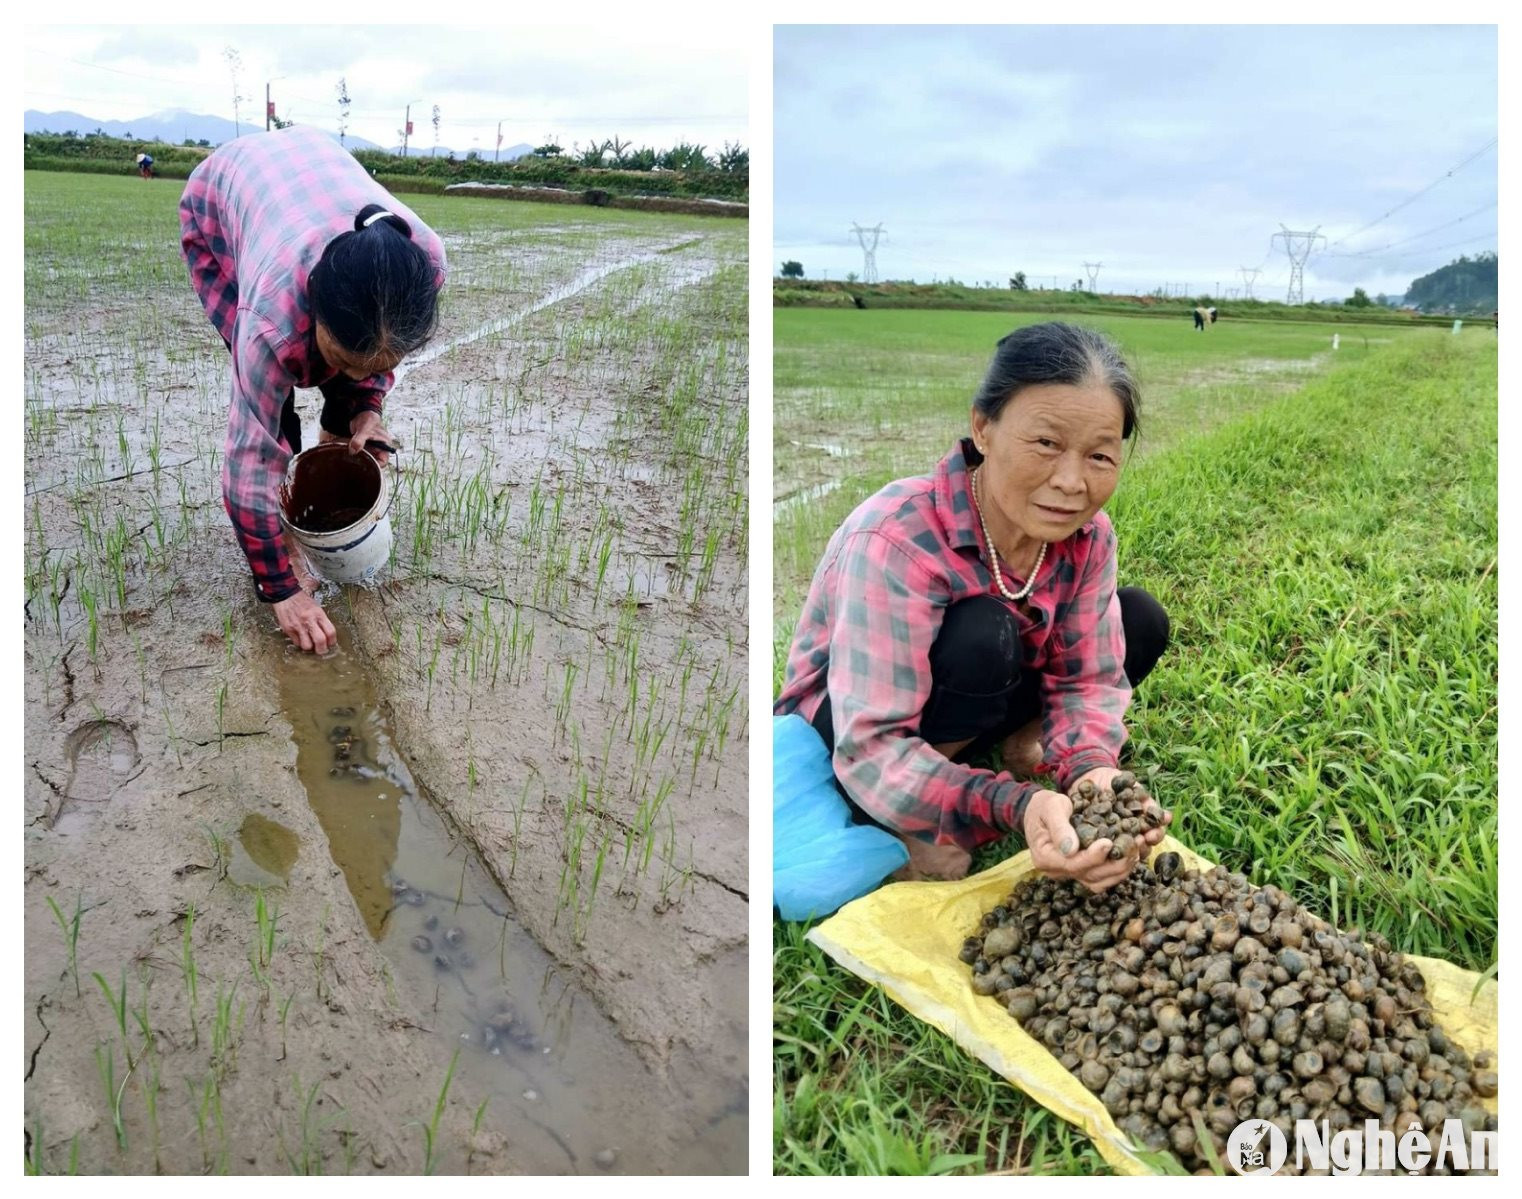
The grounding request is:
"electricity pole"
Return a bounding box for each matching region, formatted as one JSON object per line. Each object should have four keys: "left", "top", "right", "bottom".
{"left": 1083, "top": 261, "right": 1103, "bottom": 291}
{"left": 496, "top": 120, "right": 502, "bottom": 163}
{"left": 403, "top": 101, "right": 420, "bottom": 157}
{"left": 265, "top": 76, "right": 286, "bottom": 132}
{"left": 1270, "top": 226, "right": 1326, "bottom": 305}
{"left": 1239, "top": 266, "right": 1261, "bottom": 299}
{"left": 851, "top": 223, "right": 885, "bottom": 283}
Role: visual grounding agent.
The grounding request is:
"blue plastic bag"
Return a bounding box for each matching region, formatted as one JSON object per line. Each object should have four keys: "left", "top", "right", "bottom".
{"left": 773, "top": 714, "right": 910, "bottom": 920}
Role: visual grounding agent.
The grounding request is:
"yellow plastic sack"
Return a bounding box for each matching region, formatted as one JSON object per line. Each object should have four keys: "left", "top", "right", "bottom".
{"left": 806, "top": 835, "right": 1498, "bottom": 1175}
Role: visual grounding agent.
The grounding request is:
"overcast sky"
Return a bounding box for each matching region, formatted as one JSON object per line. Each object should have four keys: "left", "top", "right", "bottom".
{"left": 775, "top": 25, "right": 1497, "bottom": 301}
{"left": 24, "top": 23, "right": 748, "bottom": 155}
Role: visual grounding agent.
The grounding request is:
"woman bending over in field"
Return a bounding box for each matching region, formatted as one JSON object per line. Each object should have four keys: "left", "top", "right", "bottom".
{"left": 775, "top": 322, "right": 1172, "bottom": 891}
{"left": 179, "top": 125, "right": 446, "bottom": 654}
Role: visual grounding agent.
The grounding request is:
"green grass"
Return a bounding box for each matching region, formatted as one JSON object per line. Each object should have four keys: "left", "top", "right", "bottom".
{"left": 772, "top": 324, "right": 1496, "bottom": 1175}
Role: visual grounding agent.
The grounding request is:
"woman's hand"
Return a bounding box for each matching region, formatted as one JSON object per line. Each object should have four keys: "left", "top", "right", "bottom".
{"left": 319, "top": 411, "right": 395, "bottom": 465}
{"left": 273, "top": 589, "right": 337, "bottom": 654}
{"left": 1070, "top": 765, "right": 1173, "bottom": 852}
{"left": 1022, "top": 788, "right": 1138, "bottom": 893}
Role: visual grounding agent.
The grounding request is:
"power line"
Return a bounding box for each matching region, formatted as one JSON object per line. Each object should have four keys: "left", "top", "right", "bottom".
{"left": 1324, "top": 201, "right": 1496, "bottom": 258}
{"left": 1324, "top": 136, "right": 1498, "bottom": 251}
{"left": 27, "top": 46, "right": 211, "bottom": 87}
{"left": 1347, "top": 231, "right": 1496, "bottom": 265}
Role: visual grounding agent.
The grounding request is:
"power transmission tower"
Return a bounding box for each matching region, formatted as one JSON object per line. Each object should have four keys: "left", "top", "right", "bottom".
{"left": 1083, "top": 261, "right": 1103, "bottom": 291}
{"left": 1270, "top": 226, "right": 1326, "bottom": 305}
{"left": 851, "top": 223, "right": 885, "bottom": 283}
{"left": 1239, "top": 266, "right": 1261, "bottom": 299}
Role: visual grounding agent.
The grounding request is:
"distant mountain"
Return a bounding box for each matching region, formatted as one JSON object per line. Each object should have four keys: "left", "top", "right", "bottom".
{"left": 24, "top": 108, "right": 535, "bottom": 161}
{"left": 24, "top": 108, "right": 384, "bottom": 151}
{"left": 378, "top": 142, "right": 535, "bottom": 161}
{"left": 1405, "top": 251, "right": 1497, "bottom": 316}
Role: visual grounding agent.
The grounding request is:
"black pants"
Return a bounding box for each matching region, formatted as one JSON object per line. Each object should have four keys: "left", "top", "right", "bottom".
{"left": 811, "top": 587, "right": 1170, "bottom": 767}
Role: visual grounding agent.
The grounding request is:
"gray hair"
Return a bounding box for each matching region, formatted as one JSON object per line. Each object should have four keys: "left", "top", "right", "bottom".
{"left": 972, "top": 322, "right": 1139, "bottom": 439}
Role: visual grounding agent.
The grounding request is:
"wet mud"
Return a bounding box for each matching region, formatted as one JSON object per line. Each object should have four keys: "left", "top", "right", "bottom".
{"left": 25, "top": 185, "right": 747, "bottom": 1174}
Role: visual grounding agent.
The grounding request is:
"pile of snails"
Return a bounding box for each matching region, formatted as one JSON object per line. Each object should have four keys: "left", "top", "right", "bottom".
{"left": 962, "top": 839, "right": 1497, "bottom": 1174}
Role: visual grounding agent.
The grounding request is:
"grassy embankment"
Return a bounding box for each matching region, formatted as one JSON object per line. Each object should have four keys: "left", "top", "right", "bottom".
{"left": 774, "top": 278, "right": 1487, "bottom": 329}
{"left": 23, "top": 131, "right": 748, "bottom": 206}
{"left": 773, "top": 327, "right": 1497, "bottom": 1175}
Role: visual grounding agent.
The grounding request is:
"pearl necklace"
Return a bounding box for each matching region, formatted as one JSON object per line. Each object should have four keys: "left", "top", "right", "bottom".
{"left": 971, "top": 467, "right": 1047, "bottom": 602}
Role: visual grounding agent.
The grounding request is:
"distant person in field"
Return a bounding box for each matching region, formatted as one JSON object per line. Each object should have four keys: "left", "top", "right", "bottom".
{"left": 1192, "top": 306, "right": 1207, "bottom": 331}
{"left": 136, "top": 152, "right": 154, "bottom": 180}
{"left": 776, "top": 322, "right": 1172, "bottom": 888}
{"left": 179, "top": 125, "right": 447, "bottom": 654}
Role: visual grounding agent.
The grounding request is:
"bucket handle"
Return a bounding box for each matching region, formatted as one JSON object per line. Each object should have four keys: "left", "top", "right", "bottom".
{"left": 373, "top": 448, "right": 401, "bottom": 523}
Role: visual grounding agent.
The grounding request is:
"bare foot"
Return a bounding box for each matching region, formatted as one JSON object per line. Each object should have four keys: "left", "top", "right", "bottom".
{"left": 283, "top": 530, "right": 321, "bottom": 594}
{"left": 890, "top": 835, "right": 972, "bottom": 882}
{"left": 999, "top": 717, "right": 1045, "bottom": 779}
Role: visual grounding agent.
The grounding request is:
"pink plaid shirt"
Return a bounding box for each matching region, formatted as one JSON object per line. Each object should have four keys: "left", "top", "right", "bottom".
{"left": 775, "top": 438, "right": 1132, "bottom": 852}
{"left": 179, "top": 126, "right": 447, "bottom": 601}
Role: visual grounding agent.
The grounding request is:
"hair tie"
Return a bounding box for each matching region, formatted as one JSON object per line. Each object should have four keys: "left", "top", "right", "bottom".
{"left": 363, "top": 210, "right": 396, "bottom": 228}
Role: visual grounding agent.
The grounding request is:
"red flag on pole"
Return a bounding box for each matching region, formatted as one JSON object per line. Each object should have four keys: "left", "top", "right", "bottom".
{"left": 405, "top": 120, "right": 414, "bottom": 136}
{"left": 267, "top": 100, "right": 276, "bottom": 119}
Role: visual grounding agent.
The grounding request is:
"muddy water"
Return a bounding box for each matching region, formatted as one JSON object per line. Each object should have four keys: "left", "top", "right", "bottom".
{"left": 273, "top": 627, "right": 734, "bottom": 1173}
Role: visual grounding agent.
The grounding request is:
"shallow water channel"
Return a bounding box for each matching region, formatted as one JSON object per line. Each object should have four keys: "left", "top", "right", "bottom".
{"left": 239, "top": 623, "right": 731, "bottom": 1173}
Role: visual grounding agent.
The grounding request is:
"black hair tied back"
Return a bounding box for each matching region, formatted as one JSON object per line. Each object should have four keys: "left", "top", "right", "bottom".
{"left": 353, "top": 202, "right": 412, "bottom": 238}
{"left": 310, "top": 202, "right": 438, "bottom": 359}
{"left": 972, "top": 321, "right": 1140, "bottom": 440}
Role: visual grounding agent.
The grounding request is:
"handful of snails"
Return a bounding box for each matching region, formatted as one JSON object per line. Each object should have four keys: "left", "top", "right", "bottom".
{"left": 1069, "top": 771, "right": 1168, "bottom": 862}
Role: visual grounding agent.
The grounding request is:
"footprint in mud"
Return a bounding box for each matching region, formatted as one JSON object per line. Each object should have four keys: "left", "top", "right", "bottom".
{"left": 52, "top": 720, "right": 139, "bottom": 833}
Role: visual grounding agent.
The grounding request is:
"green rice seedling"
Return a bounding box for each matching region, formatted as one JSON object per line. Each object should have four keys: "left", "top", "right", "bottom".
{"left": 200, "top": 1071, "right": 229, "bottom": 1173}
{"left": 210, "top": 981, "right": 241, "bottom": 1076}
{"left": 279, "top": 991, "right": 296, "bottom": 1061}
{"left": 79, "top": 584, "right": 98, "bottom": 659}
{"left": 248, "top": 888, "right": 278, "bottom": 1004}
{"left": 414, "top": 1048, "right": 460, "bottom": 1175}
{"left": 131, "top": 964, "right": 155, "bottom": 1059}
{"left": 574, "top": 828, "right": 612, "bottom": 944}
{"left": 92, "top": 968, "right": 133, "bottom": 1068}
{"left": 180, "top": 902, "right": 200, "bottom": 1045}
{"left": 187, "top": 1077, "right": 210, "bottom": 1171}
{"left": 471, "top": 1097, "right": 491, "bottom": 1136}
{"left": 161, "top": 704, "right": 184, "bottom": 768}
{"left": 254, "top": 889, "right": 278, "bottom": 969}
{"left": 93, "top": 1040, "right": 132, "bottom": 1151}
{"left": 282, "top": 1077, "right": 330, "bottom": 1175}
{"left": 45, "top": 891, "right": 85, "bottom": 998}
{"left": 142, "top": 1055, "right": 162, "bottom": 1173}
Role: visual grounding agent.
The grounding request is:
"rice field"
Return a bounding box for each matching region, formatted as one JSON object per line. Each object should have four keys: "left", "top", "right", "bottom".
{"left": 24, "top": 170, "right": 747, "bottom": 1174}
{"left": 771, "top": 308, "right": 1496, "bottom": 1174}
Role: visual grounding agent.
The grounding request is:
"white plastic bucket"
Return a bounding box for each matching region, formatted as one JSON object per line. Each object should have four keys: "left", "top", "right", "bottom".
{"left": 279, "top": 443, "right": 394, "bottom": 586}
